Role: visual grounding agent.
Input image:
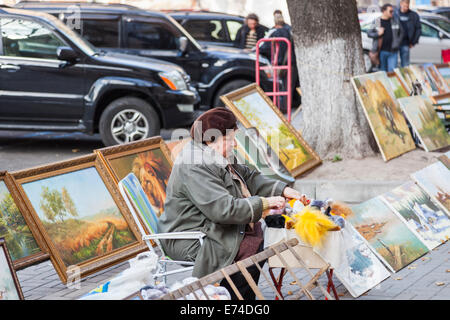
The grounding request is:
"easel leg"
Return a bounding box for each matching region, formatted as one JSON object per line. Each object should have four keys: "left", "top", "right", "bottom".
{"left": 326, "top": 269, "right": 339, "bottom": 300}
{"left": 268, "top": 267, "right": 287, "bottom": 300}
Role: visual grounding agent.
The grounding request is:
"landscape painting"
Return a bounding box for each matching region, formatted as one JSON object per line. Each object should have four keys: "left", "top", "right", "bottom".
{"left": 398, "top": 96, "right": 450, "bottom": 152}
{"left": 395, "top": 66, "right": 434, "bottom": 96}
{"left": 381, "top": 181, "right": 450, "bottom": 250}
{"left": 412, "top": 161, "right": 450, "bottom": 215}
{"left": 0, "top": 238, "right": 24, "bottom": 300}
{"left": 352, "top": 72, "right": 416, "bottom": 161}
{"left": 349, "top": 197, "right": 429, "bottom": 272}
{"left": 0, "top": 180, "right": 40, "bottom": 263}
{"left": 316, "top": 224, "right": 391, "bottom": 298}
{"left": 424, "top": 63, "right": 449, "bottom": 95}
{"left": 21, "top": 167, "right": 137, "bottom": 267}
{"left": 221, "top": 84, "right": 321, "bottom": 177}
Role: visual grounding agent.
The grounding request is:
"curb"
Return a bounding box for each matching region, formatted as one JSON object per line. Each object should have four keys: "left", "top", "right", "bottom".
{"left": 293, "top": 179, "right": 407, "bottom": 204}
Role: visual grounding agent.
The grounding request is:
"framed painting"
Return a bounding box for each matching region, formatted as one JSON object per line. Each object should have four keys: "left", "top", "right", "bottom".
{"left": 380, "top": 181, "right": 450, "bottom": 250}
{"left": 411, "top": 161, "right": 450, "bottom": 216}
{"left": 0, "top": 172, "right": 49, "bottom": 270}
{"left": 349, "top": 197, "right": 429, "bottom": 272}
{"left": 220, "top": 83, "right": 321, "bottom": 178}
{"left": 424, "top": 63, "right": 449, "bottom": 95}
{"left": 394, "top": 66, "right": 435, "bottom": 96}
{"left": 352, "top": 72, "right": 416, "bottom": 161}
{"left": 96, "top": 137, "right": 173, "bottom": 218}
{"left": 315, "top": 224, "right": 391, "bottom": 298}
{"left": 397, "top": 96, "right": 450, "bottom": 152}
{"left": 387, "top": 71, "right": 409, "bottom": 99}
{"left": 11, "top": 154, "right": 146, "bottom": 284}
{"left": 0, "top": 238, "right": 24, "bottom": 300}
{"left": 234, "top": 124, "right": 295, "bottom": 184}
{"left": 436, "top": 63, "right": 450, "bottom": 88}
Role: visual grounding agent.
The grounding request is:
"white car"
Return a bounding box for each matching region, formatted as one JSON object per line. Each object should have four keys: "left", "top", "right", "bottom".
{"left": 360, "top": 12, "right": 450, "bottom": 71}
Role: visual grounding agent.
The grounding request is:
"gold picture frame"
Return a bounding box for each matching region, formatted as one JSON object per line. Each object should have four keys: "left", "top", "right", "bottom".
{"left": 95, "top": 136, "right": 173, "bottom": 220}
{"left": 220, "top": 83, "right": 321, "bottom": 178}
{"left": 11, "top": 154, "right": 147, "bottom": 284}
{"left": 0, "top": 172, "right": 50, "bottom": 270}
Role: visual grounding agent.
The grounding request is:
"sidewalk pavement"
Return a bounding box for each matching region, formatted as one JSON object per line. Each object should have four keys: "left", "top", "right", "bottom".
{"left": 16, "top": 238, "right": 449, "bottom": 300}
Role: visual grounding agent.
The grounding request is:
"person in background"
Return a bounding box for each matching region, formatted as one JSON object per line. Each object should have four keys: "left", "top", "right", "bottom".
{"left": 234, "top": 13, "right": 268, "bottom": 51}
{"left": 260, "top": 12, "right": 300, "bottom": 112}
{"left": 273, "top": 9, "right": 291, "bottom": 34}
{"left": 395, "top": 0, "right": 421, "bottom": 67}
{"left": 368, "top": 3, "right": 404, "bottom": 72}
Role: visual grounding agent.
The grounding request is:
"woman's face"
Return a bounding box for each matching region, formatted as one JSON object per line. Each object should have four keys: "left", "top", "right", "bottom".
{"left": 208, "top": 129, "right": 237, "bottom": 159}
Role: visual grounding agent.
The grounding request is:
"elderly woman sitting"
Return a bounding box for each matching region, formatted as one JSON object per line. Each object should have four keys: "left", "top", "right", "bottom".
{"left": 158, "top": 107, "right": 306, "bottom": 300}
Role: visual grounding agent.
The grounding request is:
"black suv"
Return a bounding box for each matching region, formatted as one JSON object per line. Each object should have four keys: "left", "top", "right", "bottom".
{"left": 0, "top": 6, "right": 200, "bottom": 146}
{"left": 14, "top": 2, "right": 275, "bottom": 108}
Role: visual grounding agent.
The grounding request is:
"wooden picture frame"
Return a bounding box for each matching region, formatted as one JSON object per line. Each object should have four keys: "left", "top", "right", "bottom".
{"left": 431, "top": 92, "right": 450, "bottom": 106}
{"left": 387, "top": 71, "right": 410, "bottom": 98}
{"left": 0, "top": 237, "right": 25, "bottom": 300}
{"left": 0, "top": 172, "right": 50, "bottom": 270}
{"left": 95, "top": 136, "right": 173, "bottom": 221}
{"left": 220, "top": 83, "right": 321, "bottom": 178}
{"left": 11, "top": 154, "right": 147, "bottom": 284}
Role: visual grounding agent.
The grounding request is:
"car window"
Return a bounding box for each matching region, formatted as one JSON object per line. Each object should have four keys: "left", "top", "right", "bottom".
{"left": 421, "top": 22, "right": 439, "bottom": 38}
{"left": 1, "top": 18, "right": 66, "bottom": 59}
{"left": 226, "top": 20, "right": 243, "bottom": 41}
{"left": 82, "top": 19, "right": 119, "bottom": 48}
{"left": 125, "top": 20, "right": 178, "bottom": 50}
{"left": 182, "top": 19, "right": 226, "bottom": 42}
{"left": 424, "top": 18, "right": 450, "bottom": 33}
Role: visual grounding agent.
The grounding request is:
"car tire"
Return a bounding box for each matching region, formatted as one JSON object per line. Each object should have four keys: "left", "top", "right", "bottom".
{"left": 213, "top": 79, "right": 252, "bottom": 107}
{"left": 99, "top": 96, "right": 160, "bottom": 146}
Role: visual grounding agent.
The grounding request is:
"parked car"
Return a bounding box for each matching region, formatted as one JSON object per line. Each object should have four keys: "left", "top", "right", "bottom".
{"left": 168, "top": 10, "right": 265, "bottom": 49}
{"left": 360, "top": 12, "right": 450, "bottom": 70}
{"left": 417, "top": 6, "right": 450, "bottom": 20}
{"left": 0, "top": 6, "right": 200, "bottom": 146}
{"left": 15, "top": 2, "right": 275, "bottom": 108}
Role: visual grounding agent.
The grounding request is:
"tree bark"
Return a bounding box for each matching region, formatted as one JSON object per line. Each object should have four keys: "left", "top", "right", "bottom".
{"left": 287, "top": 0, "right": 377, "bottom": 160}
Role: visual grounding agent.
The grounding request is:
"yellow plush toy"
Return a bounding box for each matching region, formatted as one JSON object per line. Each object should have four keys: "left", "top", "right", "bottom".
{"left": 284, "top": 205, "right": 340, "bottom": 247}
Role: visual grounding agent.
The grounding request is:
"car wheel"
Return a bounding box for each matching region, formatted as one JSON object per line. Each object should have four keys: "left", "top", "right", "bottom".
{"left": 213, "top": 79, "right": 252, "bottom": 107}
{"left": 363, "top": 50, "right": 373, "bottom": 73}
{"left": 99, "top": 96, "right": 160, "bottom": 146}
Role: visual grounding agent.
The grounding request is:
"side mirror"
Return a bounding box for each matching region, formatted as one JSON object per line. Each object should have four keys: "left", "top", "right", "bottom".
{"left": 179, "top": 36, "right": 188, "bottom": 54}
{"left": 57, "top": 46, "right": 78, "bottom": 62}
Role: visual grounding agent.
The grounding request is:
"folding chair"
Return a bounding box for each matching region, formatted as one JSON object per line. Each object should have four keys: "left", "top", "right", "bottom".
{"left": 158, "top": 238, "right": 334, "bottom": 300}
{"left": 118, "top": 173, "right": 205, "bottom": 284}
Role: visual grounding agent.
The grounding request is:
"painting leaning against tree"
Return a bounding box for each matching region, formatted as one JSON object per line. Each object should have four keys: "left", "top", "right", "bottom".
{"left": 352, "top": 72, "right": 416, "bottom": 161}
{"left": 349, "top": 197, "right": 428, "bottom": 272}
{"left": 21, "top": 167, "right": 137, "bottom": 267}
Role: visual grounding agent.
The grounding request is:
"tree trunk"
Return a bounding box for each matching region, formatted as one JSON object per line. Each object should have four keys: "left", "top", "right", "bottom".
{"left": 287, "top": 0, "right": 377, "bottom": 160}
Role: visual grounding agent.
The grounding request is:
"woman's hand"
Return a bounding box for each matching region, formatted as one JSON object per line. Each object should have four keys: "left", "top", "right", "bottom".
{"left": 267, "top": 196, "right": 286, "bottom": 210}
{"left": 283, "top": 187, "right": 309, "bottom": 206}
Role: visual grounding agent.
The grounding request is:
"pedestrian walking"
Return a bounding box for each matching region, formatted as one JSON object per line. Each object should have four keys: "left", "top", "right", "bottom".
{"left": 368, "top": 4, "right": 404, "bottom": 72}
{"left": 395, "top": 0, "right": 421, "bottom": 67}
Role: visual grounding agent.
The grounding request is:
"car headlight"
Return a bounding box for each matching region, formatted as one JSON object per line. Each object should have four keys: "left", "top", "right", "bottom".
{"left": 159, "top": 71, "right": 187, "bottom": 91}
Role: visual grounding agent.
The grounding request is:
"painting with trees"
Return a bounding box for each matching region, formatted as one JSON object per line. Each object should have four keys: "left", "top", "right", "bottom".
{"left": 220, "top": 83, "right": 321, "bottom": 177}
{"left": 12, "top": 155, "right": 145, "bottom": 283}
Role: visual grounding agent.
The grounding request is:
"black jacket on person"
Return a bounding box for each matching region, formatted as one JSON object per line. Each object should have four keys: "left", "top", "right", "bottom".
{"left": 394, "top": 9, "right": 421, "bottom": 46}
{"left": 259, "top": 27, "right": 292, "bottom": 65}
{"left": 234, "top": 24, "right": 268, "bottom": 49}
{"left": 367, "top": 15, "right": 405, "bottom": 52}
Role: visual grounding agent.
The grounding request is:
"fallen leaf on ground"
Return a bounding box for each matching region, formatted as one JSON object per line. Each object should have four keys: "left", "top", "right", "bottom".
{"left": 435, "top": 282, "right": 445, "bottom": 286}
{"left": 338, "top": 293, "right": 345, "bottom": 297}
{"left": 394, "top": 277, "right": 403, "bottom": 281}
{"left": 290, "top": 281, "right": 297, "bottom": 285}
{"left": 408, "top": 266, "right": 416, "bottom": 270}
{"left": 72, "top": 149, "right": 80, "bottom": 153}
{"left": 421, "top": 257, "right": 430, "bottom": 261}
{"left": 446, "top": 269, "right": 450, "bottom": 273}
{"left": 287, "top": 291, "right": 293, "bottom": 296}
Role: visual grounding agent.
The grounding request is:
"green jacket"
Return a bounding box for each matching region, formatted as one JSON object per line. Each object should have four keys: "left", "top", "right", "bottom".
{"left": 158, "top": 140, "right": 288, "bottom": 277}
